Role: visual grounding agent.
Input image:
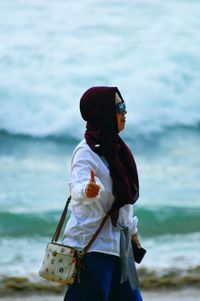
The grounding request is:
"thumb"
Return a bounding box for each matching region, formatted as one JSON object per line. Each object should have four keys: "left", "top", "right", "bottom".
{"left": 90, "top": 169, "right": 96, "bottom": 183}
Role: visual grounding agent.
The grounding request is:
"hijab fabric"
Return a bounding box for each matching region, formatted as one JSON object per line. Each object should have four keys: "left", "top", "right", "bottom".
{"left": 80, "top": 86, "right": 139, "bottom": 226}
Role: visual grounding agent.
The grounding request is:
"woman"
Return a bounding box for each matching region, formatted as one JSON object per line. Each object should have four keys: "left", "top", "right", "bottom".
{"left": 62, "top": 86, "right": 143, "bottom": 301}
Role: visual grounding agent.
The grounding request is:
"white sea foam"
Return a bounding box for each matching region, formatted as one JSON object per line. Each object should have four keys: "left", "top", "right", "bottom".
{"left": 0, "top": 0, "right": 200, "bottom": 138}
{"left": 1, "top": 232, "right": 200, "bottom": 276}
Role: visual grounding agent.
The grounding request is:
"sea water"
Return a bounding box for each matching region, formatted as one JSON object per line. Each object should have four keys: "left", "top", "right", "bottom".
{"left": 0, "top": 0, "right": 200, "bottom": 277}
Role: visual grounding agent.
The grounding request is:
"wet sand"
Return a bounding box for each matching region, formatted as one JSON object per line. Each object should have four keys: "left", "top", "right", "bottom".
{"left": 1, "top": 289, "right": 200, "bottom": 301}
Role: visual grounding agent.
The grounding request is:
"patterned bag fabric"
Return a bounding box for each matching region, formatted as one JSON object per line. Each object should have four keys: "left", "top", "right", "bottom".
{"left": 39, "top": 242, "right": 83, "bottom": 284}
{"left": 38, "top": 196, "right": 109, "bottom": 285}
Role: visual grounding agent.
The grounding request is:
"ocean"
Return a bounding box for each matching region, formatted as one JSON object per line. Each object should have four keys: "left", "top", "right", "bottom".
{"left": 0, "top": 0, "right": 200, "bottom": 279}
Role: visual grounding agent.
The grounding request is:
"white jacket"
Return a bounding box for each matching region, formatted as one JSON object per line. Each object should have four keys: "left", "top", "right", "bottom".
{"left": 62, "top": 139, "right": 138, "bottom": 257}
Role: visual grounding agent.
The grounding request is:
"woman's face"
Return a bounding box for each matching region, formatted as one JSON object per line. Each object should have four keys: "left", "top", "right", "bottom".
{"left": 115, "top": 92, "right": 127, "bottom": 132}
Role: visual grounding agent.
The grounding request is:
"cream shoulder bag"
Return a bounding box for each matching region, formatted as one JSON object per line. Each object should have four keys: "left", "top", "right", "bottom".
{"left": 39, "top": 196, "right": 109, "bottom": 285}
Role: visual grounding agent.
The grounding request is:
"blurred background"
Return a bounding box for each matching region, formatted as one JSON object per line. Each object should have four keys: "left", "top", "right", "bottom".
{"left": 0, "top": 0, "right": 200, "bottom": 280}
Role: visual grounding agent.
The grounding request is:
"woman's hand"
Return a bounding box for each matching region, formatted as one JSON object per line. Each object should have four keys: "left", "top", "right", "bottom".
{"left": 131, "top": 233, "right": 142, "bottom": 248}
{"left": 85, "top": 170, "right": 100, "bottom": 198}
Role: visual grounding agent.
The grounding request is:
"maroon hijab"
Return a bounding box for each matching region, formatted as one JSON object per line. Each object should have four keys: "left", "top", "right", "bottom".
{"left": 80, "top": 86, "right": 139, "bottom": 226}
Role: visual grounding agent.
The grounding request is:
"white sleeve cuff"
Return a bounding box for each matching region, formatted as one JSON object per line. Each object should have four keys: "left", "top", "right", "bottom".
{"left": 127, "top": 216, "right": 138, "bottom": 235}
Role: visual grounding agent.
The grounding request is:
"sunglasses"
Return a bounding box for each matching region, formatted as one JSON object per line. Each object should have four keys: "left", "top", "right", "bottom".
{"left": 116, "top": 101, "right": 126, "bottom": 114}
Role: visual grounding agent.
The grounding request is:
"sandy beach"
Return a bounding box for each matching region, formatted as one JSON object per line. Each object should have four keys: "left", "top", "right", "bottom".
{"left": 1, "top": 270, "right": 200, "bottom": 300}
{"left": 1, "top": 289, "right": 200, "bottom": 301}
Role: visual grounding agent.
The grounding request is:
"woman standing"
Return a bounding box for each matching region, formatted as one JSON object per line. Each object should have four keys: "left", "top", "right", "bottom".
{"left": 62, "top": 86, "right": 143, "bottom": 301}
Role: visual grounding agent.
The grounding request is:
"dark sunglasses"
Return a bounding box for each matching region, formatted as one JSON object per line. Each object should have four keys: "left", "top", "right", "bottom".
{"left": 116, "top": 101, "right": 126, "bottom": 114}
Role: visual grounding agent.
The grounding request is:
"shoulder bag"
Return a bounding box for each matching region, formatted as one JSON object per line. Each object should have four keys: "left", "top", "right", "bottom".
{"left": 39, "top": 196, "right": 110, "bottom": 285}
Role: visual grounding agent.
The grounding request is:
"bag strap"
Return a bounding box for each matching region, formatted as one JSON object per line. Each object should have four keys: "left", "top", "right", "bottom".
{"left": 52, "top": 195, "right": 72, "bottom": 242}
{"left": 83, "top": 212, "right": 110, "bottom": 253}
{"left": 52, "top": 195, "right": 110, "bottom": 253}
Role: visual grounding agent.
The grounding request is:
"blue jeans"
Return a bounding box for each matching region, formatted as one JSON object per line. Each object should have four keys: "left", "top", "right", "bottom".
{"left": 64, "top": 252, "right": 143, "bottom": 301}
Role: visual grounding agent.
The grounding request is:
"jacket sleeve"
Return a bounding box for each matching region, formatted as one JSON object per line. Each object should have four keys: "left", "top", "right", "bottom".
{"left": 68, "top": 145, "right": 105, "bottom": 204}
{"left": 127, "top": 205, "right": 138, "bottom": 235}
{"left": 118, "top": 205, "right": 138, "bottom": 234}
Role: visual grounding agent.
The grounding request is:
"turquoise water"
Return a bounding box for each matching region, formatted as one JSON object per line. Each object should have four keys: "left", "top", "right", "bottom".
{"left": 0, "top": 0, "right": 200, "bottom": 276}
